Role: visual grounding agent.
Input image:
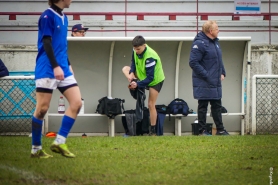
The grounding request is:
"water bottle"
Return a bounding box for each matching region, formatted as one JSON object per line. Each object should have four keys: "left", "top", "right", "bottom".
{"left": 58, "top": 96, "right": 65, "bottom": 114}
{"left": 80, "top": 98, "right": 84, "bottom": 114}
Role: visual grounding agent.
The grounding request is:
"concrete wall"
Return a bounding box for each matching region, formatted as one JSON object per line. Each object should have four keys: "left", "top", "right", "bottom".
{"left": 0, "top": 0, "right": 278, "bottom": 44}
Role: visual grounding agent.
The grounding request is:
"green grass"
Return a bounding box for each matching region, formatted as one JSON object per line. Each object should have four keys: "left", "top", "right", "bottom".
{"left": 0, "top": 135, "right": 277, "bottom": 185}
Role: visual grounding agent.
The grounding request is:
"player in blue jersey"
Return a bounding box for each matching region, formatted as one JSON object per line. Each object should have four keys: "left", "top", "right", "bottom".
{"left": 31, "top": 0, "right": 82, "bottom": 158}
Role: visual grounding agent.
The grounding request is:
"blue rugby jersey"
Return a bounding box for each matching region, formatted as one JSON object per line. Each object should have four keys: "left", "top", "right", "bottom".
{"left": 35, "top": 8, "right": 71, "bottom": 79}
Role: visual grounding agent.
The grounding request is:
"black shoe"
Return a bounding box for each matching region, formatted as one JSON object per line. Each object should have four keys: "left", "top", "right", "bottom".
{"left": 216, "top": 130, "right": 230, "bottom": 135}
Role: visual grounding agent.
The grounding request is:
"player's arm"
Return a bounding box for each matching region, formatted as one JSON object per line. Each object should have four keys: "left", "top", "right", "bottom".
{"left": 42, "top": 36, "right": 59, "bottom": 68}
{"left": 128, "top": 51, "right": 136, "bottom": 81}
{"left": 129, "top": 52, "right": 136, "bottom": 74}
{"left": 42, "top": 36, "right": 64, "bottom": 80}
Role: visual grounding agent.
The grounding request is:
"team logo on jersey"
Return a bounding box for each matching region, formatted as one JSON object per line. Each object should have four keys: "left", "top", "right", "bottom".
{"left": 216, "top": 44, "right": 219, "bottom": 48}
{"left": 146, "top": 60, "right": 156, "bottom": 67}
{"left": 193, "top": 45, "right": 198, "bottom": 49}
{"left": 44, "top": 15, "right": 48, "bottom": 18}
{"left": 57, "top": 25, "right": 60, "bottom": 29}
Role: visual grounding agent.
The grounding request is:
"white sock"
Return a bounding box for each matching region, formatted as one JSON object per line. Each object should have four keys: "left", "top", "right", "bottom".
{"left": 31, "top": 145, "right": 42, "bottom": 153}
{"left": 54, "top": 134, "right": 66, "bottom": 145}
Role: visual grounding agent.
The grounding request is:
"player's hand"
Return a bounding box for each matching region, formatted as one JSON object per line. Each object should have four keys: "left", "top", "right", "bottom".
{"left": 54, "top": 66, "right": 64, "bottom": 80}
{"left": 129, "top": 81, "right": 137, "bottom": 89}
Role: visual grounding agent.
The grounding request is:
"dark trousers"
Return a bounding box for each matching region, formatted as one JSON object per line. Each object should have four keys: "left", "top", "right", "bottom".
{"left": 198, "top": 99, "right": 224, "bottom": 133}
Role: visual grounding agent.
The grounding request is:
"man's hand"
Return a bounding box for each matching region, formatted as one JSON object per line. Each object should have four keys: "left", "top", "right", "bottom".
{"left": 54, "top": 66, "right": 64, "bottom": 80}
{"left": 221, "top": 74, "right": 225, "bottom": 81}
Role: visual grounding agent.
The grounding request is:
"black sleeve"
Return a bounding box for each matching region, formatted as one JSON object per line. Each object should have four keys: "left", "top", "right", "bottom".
{"left": 42, "top": 36, "right": 59, "bottom": 69}
{"left": 129, "top": 51, "right": 136, "bottom": 73}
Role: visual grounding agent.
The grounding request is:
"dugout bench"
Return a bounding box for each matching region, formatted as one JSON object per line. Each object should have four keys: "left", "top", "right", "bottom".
{"left": 45, "top": 112, "right": 245, "bottom": 137}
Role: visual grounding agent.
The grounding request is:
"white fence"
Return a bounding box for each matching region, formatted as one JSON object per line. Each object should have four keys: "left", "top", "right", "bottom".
{"left": 252, "top": 75, "right": 278, "bottom": 135}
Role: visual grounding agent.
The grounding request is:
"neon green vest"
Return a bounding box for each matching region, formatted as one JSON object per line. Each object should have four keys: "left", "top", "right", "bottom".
{"left": 134, "top": 44, "right": 165, "bottom": 86}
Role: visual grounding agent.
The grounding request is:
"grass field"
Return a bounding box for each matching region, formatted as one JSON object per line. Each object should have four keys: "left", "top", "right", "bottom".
{"left": 0, "top": 135, "right": 277, "bottom": 185}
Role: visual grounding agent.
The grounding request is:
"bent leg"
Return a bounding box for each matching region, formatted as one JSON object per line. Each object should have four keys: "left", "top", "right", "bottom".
{"left": 122, "top": 66, "right": 131, "bottom": 79}
{"left": 33, "top": 92, "right": 52, "bottom": 120}
{"left": 56, "top": 86, "right": 82, "bottom": 142}
{"left": 50, "top": 85, "right": 82, "bottom": 158}
{"left": 122, "top": 66, "right": 136, "bottom": 83}
{"left": 63, "top": 86, "right": 82, "bottom": 119}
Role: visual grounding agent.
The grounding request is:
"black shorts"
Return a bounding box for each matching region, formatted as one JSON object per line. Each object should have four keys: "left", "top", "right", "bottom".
{"left": 146, "top": 80, "right": 164, "bottom": 93}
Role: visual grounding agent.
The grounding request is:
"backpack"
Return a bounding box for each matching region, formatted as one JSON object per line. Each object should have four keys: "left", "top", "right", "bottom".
{"left": 167, "top": 98, "right": 189, "bottom": 116}
{"left": 95, "top": 96, "right": 125, "bottom": 119}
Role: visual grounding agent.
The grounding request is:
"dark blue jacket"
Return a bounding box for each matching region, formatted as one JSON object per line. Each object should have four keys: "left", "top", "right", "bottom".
{"left": 189, "top": 32, "right": 226, "bottom": 100}
{"left": 0, "top": 59, "right": 9, "bottom": 77}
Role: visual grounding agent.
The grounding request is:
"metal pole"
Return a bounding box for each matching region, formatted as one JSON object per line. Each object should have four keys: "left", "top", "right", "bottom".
{"left": 175, "top": 41, "right": 183, "bottom": 98}
{"left": 108, "top": 41, "right": 115, "bottom": 98}
{"left": 125, "top": 0, "right": 127, "bottom": 37}
{"left": 246, "top": 41, "right": 251, "bottom": 134}
{"left": 269, "top": 0, "right": 271, "bottom": 45}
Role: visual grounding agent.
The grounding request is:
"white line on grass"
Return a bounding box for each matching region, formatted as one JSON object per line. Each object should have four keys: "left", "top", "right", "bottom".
{"left": 0, "top": 164, "right": 66, "bottom": 185}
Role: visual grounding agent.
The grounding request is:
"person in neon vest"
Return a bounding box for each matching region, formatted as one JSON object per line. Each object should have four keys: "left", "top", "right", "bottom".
{"left": 122, "top": 35, "right": 165, "bottom": 136}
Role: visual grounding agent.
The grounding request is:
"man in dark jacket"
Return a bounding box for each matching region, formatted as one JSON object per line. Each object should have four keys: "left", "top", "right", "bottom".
{"left": 0, "top": 59, "right": 9, "bottom": 77}
{"left": 189, "top": 20, "right": 229, "bottom": 136}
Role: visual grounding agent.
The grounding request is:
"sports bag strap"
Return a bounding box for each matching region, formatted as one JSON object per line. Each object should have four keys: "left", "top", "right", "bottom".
{"left": 175, "top": 98, "right": 186, "bottom": 103}
{"left": 120, "top": 99, "right": 125, "bottom": 112}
